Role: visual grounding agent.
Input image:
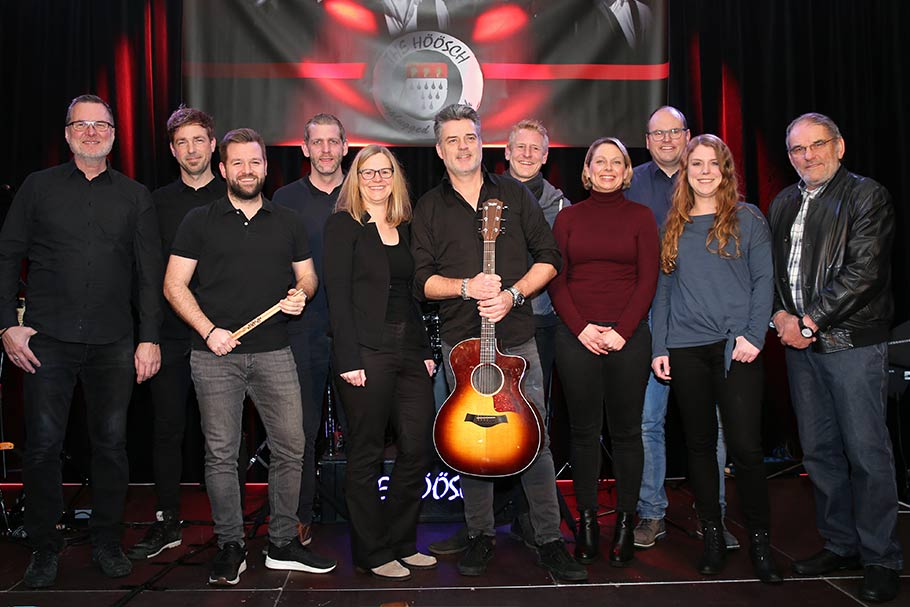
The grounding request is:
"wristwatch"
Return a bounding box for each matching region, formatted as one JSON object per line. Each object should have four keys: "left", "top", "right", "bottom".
{"left": 505, "top": 286, "right": 525, "bottom": 308}
{"left": 798, "top": 317, "right": 816, "bottom": 339}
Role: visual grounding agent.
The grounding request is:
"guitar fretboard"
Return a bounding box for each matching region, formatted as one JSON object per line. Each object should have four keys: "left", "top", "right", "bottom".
{"left": 480, "top": 238, "right": 496, "bottom": 365}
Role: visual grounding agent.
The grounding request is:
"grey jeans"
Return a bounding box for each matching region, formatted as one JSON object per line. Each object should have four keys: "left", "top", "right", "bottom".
{"left": 191, "top": 347, "right": 305, "bottom": 548}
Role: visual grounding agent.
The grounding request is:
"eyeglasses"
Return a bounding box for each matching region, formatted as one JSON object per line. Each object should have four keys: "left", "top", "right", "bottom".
{"left": 358, "top": 167, "right": 394, "bottom": 180}
{"left": 66, "top": 120, "right": 114, "bottom": 133}
{"left": 646, "top": 127, "right": 688, "bottom": 141}
{"left": 787, "top": 138, "right": 835, "bottom": 157}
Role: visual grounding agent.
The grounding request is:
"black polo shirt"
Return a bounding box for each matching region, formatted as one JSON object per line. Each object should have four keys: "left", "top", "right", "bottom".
{"left": 171, "top": 196, "right": 311, "bottom": 353}
{"left": 411, "top": 170, "right": 561, "bottom": 347}
{"left": 0, "top": 160, "right": 161, "bottom": 344}
{"left": 154, "top": 177, "right": 225, "bottom": 341}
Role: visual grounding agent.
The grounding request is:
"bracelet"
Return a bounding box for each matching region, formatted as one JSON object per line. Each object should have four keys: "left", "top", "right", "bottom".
{"left": 461, "top": 278, "right": 470, "bottom": 300}
{"left": 204, "top": 326, "right": 217, "bottom": 342}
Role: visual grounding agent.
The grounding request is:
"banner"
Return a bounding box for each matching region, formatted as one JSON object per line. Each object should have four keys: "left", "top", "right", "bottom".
{"left": 184, "top": 0, "right": 667, "bottom": 146}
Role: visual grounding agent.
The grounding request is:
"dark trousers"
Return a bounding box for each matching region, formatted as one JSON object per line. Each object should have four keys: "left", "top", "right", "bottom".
{"left": 669, "top": 341, "right": 770, "bottom": 530}
{"left": 555, "top": 321, "right": 649, "bottom": 513}
{"left": 148, "top": 339, "right": 193, "bottom": 512}
{"left": 335, "top": 321, "right": 435, "bottom": 568}
{"left": 23, "top": 333, "right": 135, "bottom": 550}
{"left": 288, "top": 325, "right": 332, "bottom": 524}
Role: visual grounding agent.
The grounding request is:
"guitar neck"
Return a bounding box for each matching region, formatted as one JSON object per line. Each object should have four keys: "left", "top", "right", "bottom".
{"left": 480, "top": 239, "right": 496, "bottom": 363}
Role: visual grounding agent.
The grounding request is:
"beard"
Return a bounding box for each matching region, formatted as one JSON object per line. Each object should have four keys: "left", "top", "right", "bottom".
{"left": 227, "top": 174, "right": 264, "bottom": 200}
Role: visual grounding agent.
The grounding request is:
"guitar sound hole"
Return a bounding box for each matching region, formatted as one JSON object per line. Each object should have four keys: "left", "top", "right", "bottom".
{"left": 471, "top": 363, "right": 504, "bottom": 396}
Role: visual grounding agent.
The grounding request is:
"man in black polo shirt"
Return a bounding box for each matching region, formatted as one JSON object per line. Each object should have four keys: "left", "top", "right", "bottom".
{"left": 0, "top": 94, "right": 162, "bottom": 587}
{"left": 272, "top": 113, "right": 347, "bottom": 545}
{"left": 128, "top": 106, "right": 224, "bottom": 561}
{"left": 411, "top": 104, "right": 586, "bottom": 582}
{"left": 164, "top": 128, "right": 335, "bottom": 586}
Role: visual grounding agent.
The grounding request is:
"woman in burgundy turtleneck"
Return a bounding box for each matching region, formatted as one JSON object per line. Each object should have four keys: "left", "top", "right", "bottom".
{"left": 548, "top": 137, "right": 658, "bottom": 568}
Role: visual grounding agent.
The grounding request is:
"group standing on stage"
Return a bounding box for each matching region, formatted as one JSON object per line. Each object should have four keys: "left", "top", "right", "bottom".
{"left": 0, "top": 95, "right": 902, "bottom": 603}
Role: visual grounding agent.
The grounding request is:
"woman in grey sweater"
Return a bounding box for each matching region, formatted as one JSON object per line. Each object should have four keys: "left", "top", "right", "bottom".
{"left": 650, "top": 134, "right": 781, "bottom": 584}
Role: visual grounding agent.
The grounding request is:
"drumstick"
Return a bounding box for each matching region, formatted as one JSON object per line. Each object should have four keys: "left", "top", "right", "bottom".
{"left": 230, "top": 289, "right": 305, "bottom": 340}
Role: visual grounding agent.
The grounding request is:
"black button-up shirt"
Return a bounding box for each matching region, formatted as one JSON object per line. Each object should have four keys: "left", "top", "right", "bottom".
{"left": 171, "top": 196, "right": 312, "bottom": 353}
{"left": 411, "top": 171, "right": 561, "bottom": 347}
{"left": 0, "top": 160, "right": 162, "bottom": 344}
{"left": 153, "top": 177, "right": 225, "bottom": 341}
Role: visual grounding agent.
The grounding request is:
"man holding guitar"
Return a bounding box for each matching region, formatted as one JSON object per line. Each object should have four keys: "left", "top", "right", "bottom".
{"left": 411, "top": 104, "right": 587, "bottom": 582}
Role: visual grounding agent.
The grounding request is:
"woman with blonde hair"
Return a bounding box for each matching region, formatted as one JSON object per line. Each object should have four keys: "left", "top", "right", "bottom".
{"left": 651, "top": 134, "right": 781, "bottom": 583}
{"left": 324, "top": 145, "right": 436, "bottom": 580}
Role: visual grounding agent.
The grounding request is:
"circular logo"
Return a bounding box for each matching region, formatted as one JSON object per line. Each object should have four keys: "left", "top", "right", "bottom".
{"left": 373, "top": 31, "right": 484, "bottom": 139}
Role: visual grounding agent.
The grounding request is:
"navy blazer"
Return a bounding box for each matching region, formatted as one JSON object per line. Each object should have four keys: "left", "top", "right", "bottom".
{"left": 323, "top": 210, "right": 431, "bottom": 373}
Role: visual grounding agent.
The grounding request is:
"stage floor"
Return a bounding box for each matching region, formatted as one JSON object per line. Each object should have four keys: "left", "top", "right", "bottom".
{"left": 1, "top": 476, "right": 908, "bottom": 607}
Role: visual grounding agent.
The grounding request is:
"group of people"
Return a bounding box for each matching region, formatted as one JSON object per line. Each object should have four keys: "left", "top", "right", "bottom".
{"left": 0, "top": 94, "right": 902, "bottom": 603}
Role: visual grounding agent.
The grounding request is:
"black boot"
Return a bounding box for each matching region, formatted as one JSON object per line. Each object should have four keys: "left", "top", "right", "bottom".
{"left": 609, "top": 512, "right": 635, "bottom": 568}
{"left": 575, "top": 509, "right": 600, "bottom": 563}
{"left": 749, "top": 529, "right": 783, "bottom": 584}
{"left": 698, "top": 520, "right": 726, "bottom": 575}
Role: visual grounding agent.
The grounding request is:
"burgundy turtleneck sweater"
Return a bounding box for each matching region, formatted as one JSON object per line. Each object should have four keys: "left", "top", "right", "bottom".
{"left": 548, "top": 189, "right": 659, "bottom": 340}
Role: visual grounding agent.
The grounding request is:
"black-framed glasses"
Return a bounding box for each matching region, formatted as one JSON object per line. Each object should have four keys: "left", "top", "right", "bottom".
{"left": 66, "top": 120, "right": 114, "bottom": 133}
{"left": 787, "top": 138, "right": 835, "bottom": 157}
{"left": 646, "top": 127, "right": 688, "bottom": 140}
{"left": 358, "top": 167, "right": 394, "bottom": 180}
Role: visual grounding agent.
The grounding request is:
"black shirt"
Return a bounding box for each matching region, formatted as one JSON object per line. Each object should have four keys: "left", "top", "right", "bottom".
{"left": 153, "top": 177, "right": 225, "bottom": 341}
{"left": 272, "top": 176, "right": 342, "bottom": 334}
{"left": 171, "top": 196, "right": 312, "bottom": 353}
{"left": 385, "top": 241, "right": 414, "bottom": 322}
{"left": 0, "top": 160, "right": 162, "bottom": 344}
{"left": 411, "top": 171, "right": 561, "bottom": 347}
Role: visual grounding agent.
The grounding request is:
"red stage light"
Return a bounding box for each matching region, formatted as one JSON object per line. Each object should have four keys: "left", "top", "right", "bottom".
{"left": 473, "top": 4, "right": 528, "bottom": 42}
{"left": 324, "top": 0, "right": 378, "bottom": 34}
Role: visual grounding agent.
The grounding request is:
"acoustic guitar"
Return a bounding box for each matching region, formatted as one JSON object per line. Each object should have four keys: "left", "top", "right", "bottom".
{"left": 433, "top": 199, "right": 545, "bottom": 477}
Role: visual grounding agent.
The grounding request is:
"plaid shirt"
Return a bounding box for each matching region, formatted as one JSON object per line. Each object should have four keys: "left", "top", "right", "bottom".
{"left": 786, "top": 182, "right": 828, "bottom": 315}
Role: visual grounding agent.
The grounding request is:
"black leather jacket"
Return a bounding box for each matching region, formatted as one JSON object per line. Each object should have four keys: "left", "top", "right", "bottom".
{"left": 768, "top": 166, "right": 894, "bottom": 353}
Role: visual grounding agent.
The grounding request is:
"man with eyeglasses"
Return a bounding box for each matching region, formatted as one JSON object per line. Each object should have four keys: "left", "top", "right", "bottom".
{"left": 0, "top": 94, "right": 163, "bottom": 587}
{"left": 272, "top": 113, "right": 348, "bottom": 549}
{"left": 768, "top": 112, "right": 901, "bottom": 603}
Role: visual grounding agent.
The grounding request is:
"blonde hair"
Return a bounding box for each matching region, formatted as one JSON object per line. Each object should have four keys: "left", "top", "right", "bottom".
{"left": 581, "top": 137, "right": 633, "bottom": 190}
{"left": 660, "top": 134, "right": 742, "bottom": 274}
{"left": 335, "top": 145, "right": 412, "bottom": 226}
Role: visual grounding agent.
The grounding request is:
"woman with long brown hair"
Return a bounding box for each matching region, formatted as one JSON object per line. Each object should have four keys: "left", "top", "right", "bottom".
{"left": 323, "top": 145, "right": 436, "bottom": 580}
{"left": 651, "top": 134, "right": 781, "bottom": 583}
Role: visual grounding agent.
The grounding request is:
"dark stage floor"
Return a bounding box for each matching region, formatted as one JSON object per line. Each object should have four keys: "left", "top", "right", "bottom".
{"left": 1, "top": 476, "right": 908, "bottom": 607}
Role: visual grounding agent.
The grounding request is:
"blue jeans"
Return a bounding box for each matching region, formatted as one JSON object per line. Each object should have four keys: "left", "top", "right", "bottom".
{"left": 191, "top": 347, "right": 305, "bottom": 548}
{"left": 786, "top": 342, "right": 902, "bottom": 569}
{"left": 442, "top": 338, "right": 562, "bottom": 544}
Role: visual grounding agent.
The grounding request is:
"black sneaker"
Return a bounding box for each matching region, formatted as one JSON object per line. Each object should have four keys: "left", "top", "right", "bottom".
{"left": 457, "top": 535, "right": 495, "bottom": 577}
{"left": 23, "top": 549, "right": 59, "bottom": 588}
{"left": 265, "top": 539, "right": 337, "bottom": 574}
{"left": 429, "top": 526, "right": 470, "bottom": 556}
{"left": 92, "top": 542, "right": 133, "bottom": 578}
{"left": 538, "top": 539, "right": 588, "bottom": 582}
{"left": 209, "top": 542, "right": 247, "bottom": 586}
{"left": 127, "top": 510, "right": 182, "bottom": 560}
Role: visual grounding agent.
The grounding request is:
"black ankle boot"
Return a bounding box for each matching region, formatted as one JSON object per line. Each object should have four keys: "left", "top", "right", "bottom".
{"left": 698, "top": 520, "right": 726, "bottom": 575}
{"left": 575, "top": 509, "right": 599, "bottom": 563}
{"left": 609, "top": 512, "right": 634, "bottom": 568}
{"left": 749, "top": 529, "right": 783, "bottom": 584}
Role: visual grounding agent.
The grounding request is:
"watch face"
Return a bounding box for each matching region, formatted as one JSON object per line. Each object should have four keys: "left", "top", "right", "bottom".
{"left": 801, "top": 327, "right": 814, "bottom": 338}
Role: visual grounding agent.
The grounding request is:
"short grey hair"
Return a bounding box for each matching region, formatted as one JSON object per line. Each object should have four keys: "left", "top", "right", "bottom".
{"left": 433, "top": 104, "right": 481, "bottom": 145}
{"left": 786, "top": 112, "right": 842, "bottom": 147}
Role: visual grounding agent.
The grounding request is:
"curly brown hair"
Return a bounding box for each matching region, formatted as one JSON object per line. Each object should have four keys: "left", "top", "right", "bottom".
{"left": 660, "top": 134, "right": 742, "bottom": 274}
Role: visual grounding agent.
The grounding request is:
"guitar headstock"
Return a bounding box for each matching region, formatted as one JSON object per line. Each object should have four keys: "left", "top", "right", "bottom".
{"left": 479, "top": 198, "right": 504, "bottom": 243}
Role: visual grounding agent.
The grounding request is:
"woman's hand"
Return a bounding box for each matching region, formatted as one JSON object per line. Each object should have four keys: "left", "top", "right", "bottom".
{"left": 731, "top": 336, "right": 760, "bottom": 363}
{"left": 651, "top": 355, "right": 671, "bottom": 381}
{"left": 577, "top": 324, "right": 611, "bottom": 355}
{"left": 340, "top": 369, "right": 367, "bottom": 387}
{"left": 600, "top": 327, "right": 626, "bottom": 352}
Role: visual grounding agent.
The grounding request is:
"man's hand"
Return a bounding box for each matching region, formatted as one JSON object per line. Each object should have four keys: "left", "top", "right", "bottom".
{"left": 466, "top": 272, "right": 501, "bottom": 300}
{"left": 278, "top": 289, "right": 307, "bottom": 316}
{"left": 134, "top": 342, "right": 161, "bottom": 383}
{"left": 2, "top": 325, "right": 40, "bottom": 373}
{"left": 423, "top": 359, "right": 436, "bottom": 377}
{"left": 731, "top": 336, "right": 760, "bottom": 363}
{"left": 207, "top": 328, "right": 240, "bottom": 356}
{"left": 478, "top": 291, "right": 512, "bottom": 323}
{"left": 340, "top": 369, "right": 366, "bottom": 387}
{"left": 652, "top": 355, "right": 671, "bottom": 381}
{"left": 577, "top": 323, "right": 611, "bottom": 355}
{"left": 773, "top": 311, "right": 815, "bottom": 349}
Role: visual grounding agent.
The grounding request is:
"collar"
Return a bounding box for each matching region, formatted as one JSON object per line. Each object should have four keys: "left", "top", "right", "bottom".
{"left": 798, "top": 165, "right": 842, "bottom": 200}
{"left": 67, "top": 158, "right": 113, "bottom": 183}
{"left": 216, "top": 195, "right": 273, "bottom": 215}
{"left": 305, "top": 174, "right": 344, "bottom": 198}
{"left": 178, "top": 175, "right": 221, "bottom": 193}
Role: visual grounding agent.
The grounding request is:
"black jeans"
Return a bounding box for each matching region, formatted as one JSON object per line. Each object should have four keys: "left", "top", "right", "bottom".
{"left": 669, "top": 341, "right": 770, "bottom": 530}
{"left": 335, "top": 320, "right": 435, "bottom": 568}
{"left": 23, "top": 333, "right": 135, "bottom": 549}
{"left": 555, "top": 321, "right": 649, "bottom": 513}
{"left": 148, "top": 339, "right": 194, "bottom": 512}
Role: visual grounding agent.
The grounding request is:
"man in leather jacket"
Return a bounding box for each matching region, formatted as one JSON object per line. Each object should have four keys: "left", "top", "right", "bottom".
{"left": 768, "top": 112, "right": 902, "bottom": 603}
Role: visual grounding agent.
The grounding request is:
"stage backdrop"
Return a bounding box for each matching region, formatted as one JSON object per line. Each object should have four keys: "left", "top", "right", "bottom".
{"left": 183, "top": 0, "right": 667, "bottom": 146}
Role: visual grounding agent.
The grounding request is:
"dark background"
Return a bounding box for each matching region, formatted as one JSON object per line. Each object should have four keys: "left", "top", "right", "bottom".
{"left": 1, "top": 1, "right": 909, "bottom": 485}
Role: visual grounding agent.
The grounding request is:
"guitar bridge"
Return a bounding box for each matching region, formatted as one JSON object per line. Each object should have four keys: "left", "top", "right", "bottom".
{"left": 464, "top": 414, "right": 508, "bottom": 428}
